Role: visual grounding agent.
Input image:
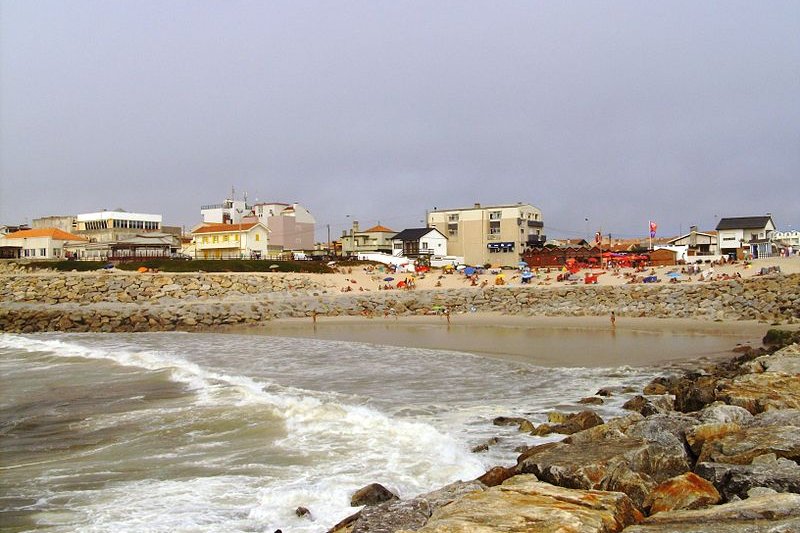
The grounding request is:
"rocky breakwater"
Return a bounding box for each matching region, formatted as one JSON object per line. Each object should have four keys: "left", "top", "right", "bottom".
{"left": 1, "top": 270, "right": 798, "bottom": 333}
{"left": 328, "top": 332, "right": 800, "bottom": 532}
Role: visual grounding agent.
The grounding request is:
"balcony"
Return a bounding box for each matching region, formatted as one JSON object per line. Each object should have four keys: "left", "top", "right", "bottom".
{"left": 527, "top": 220, "right": 544, "bottom": 228}
{"left": 526, "top": 235, "right": 547, "bottom": 246}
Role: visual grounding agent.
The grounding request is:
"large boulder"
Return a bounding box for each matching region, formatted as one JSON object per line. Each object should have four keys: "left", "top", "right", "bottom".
{"left": 644, "top": 472, "right": 720, "bottom": 514}
{"left": 334, "top": 480, "right": 485, "bottom": 533}
{"left": 622, "top": 395, "right": 675, "bottom": 417}
{"left": 350, "top": 483, "right": 399, "bottom": 507}
{"left": 697, "top": 425, "right": 800, "bottom": 465}
{"left": 697, "top": 402, "right": 753, "bottom": 425}
{"left": 695, "top": 455, "right": 800, "bottom": 501}
{"left": 622, "top": 492, "right": 800, "bottom": 532}
{"left": 401, "top": 475, "right": 643, "bottom": 533}
{"left": 515, "top": 435, "right": 690, "bottom": 509}
{"left": 715, "top": 373, "right": 800, "bottom": 414}
{"left": 743, "top": 343, "right": 800, "bottom": 374}
{"left": 564, "top": 413, "right": 644, "bottom": 445}
{"left": 532, "top": 410, "right": 604, "bottom": 436}
{"left": 685, "top": 423, "right": 742, "bottom": 456}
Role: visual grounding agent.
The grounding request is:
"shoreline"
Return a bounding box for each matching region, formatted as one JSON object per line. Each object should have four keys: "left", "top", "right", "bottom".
{"left": 230, "top": 314, "right": 773, "bottom": 368}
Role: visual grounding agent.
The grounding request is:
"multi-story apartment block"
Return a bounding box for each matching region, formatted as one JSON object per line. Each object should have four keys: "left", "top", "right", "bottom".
{"left": 200, "top": 194, "right": 316, "bottom": 251}
{"left": 428, "top": 202, "right": 544, "bottom": 267}
{"left": 251, "top": 202, "right": 315, "bottom": 251}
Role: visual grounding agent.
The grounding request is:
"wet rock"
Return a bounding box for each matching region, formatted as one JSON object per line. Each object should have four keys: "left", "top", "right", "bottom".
{"left": 346, "top": 481, "right": 484, "bottom": 533}
{"left": 644, "top": 472, "right": 720, "bottom": 514}
{"left": 350, "top": 483, "right": 399, "bottom": 507}
{"left": 476, "top": 466, "right": 516, "bottom": 487}
{"left": 622, "top": 395, "right": 675, "bottom": 416}
{"left": 295, "top": 506, "right": 311, "bottom": 518}
{"left": 564, "top": 413, "right": 644, "bottom": 445}
{"left": 492, "top": 416, "right": 533, "bottom": 432}
{"left": 404, "top": 475, "right": 643, "bottom": 533}
{"left": 623, "top": 492, "right": 800, "bottom": 532}
{"left": 533, "top": 410, "right": 604, "bottom": 436}
{"left": 578, "top": 396, "right": 604, "bottom": 405}
{"left": 596, "top": 387, "right": 614, "bottom": 397}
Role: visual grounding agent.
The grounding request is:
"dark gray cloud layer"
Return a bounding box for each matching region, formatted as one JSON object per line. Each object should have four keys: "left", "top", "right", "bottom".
{"left": 2, "top": 1, "right": 798, "bottom": 240}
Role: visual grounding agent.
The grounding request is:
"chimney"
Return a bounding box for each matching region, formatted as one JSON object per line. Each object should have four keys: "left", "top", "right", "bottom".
{"left": 474, "top": 203, "right": 481, "bottom": 209}
{"left": 352, "top": 220, "right": 360, "bottom": 233}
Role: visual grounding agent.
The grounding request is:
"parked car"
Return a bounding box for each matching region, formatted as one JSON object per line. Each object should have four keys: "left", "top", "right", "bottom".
{"left": 170, "top": 253, "right": 192, "bottom": 260}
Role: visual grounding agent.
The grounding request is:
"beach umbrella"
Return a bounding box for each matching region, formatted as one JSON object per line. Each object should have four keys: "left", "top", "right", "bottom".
{"left": 666, "top": 272, "right": 681, "bottom": 279}
{"left": 464, "top": 266, "right": 476, "bottom": 276}
{"left": 383, "top": 277, "right": 394, "bottom": 281}
{"left": 518, "top": 261, "right": 528, "bottom": 267}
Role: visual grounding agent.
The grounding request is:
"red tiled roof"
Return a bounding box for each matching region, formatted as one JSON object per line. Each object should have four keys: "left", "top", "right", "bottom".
{"left": 192, "top": 222, "right": 260, "bottom": 234}
{"left": 364, "top": 225, "right": 395, "bottom": 233}
{"left": 3, "top": 228, "right": 86, "bottom": 241}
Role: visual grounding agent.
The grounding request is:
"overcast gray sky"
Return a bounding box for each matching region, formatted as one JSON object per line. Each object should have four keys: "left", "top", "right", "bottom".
{"left": 1, "top": 1, "right": 798, "bottom": 241}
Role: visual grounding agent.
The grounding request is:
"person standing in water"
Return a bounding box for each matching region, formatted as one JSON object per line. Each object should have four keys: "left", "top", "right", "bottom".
{"left": 610, "top": 311, "right": 616, "bottom": 328}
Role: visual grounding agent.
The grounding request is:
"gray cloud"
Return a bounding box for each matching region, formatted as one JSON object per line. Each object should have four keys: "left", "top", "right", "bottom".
{"left": 2, "top": 1, "right": 798, "bottom": 240}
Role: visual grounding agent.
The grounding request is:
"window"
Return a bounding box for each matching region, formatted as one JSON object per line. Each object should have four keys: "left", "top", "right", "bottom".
{"left": 24, "top": 249, "right": 30, "bottom": 257}
{"left": 40, "top": 248, "right": 47, "bottom": 256}
{"left": 213, "top": 236, "right": 219, "bottom": 243}
{"left": 53, "top": 249, "right": 60, "bottom": 257}
{"left": 255, "top": 233, "right": 260, "bottom": 241}
{"left": 489, "top": 221, "right": 501, "bottom": 235}
{"left": 448, "top": 214, "right": 459, "bottom": 222}
{"left": 235, "top": 235, "right": 239, "bottom": 241}
{"left": 421, "top": 242, "right": 429, "bottom": 250}
{"left": 489, "top": 211, "right": 501, "bottom": 220}
{"left": 223, "top": 235, "right": 229, "bottom": 242}
{"left": 203, "top": 236, "right": 209, "bottom": 244}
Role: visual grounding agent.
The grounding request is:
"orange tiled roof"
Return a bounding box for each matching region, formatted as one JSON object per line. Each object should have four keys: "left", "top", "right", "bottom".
{"left": 364, "top": 225, "right": 395, "bottom": 233}
{"left": 192, "top": 222, "right": 260, "bottom": 234}
{"left": 3, "top": 228, "right": 86, "bottom": 241}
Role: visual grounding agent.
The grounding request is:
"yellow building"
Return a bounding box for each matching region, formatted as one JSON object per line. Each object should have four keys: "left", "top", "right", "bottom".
{"left": 428, "top": 202, "right": 544, "bottom": 267}
{"left": 192, "top": 222, "right": 271, "bottom": 259}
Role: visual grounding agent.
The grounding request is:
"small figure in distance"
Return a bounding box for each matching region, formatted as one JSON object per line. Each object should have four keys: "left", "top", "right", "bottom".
{"left": 610, "top": 311, "right": 616, "bottom": 328}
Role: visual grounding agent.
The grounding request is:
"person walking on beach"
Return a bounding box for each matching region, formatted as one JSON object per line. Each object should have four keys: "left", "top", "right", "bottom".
{"left": 610, "top": 311, "right": 616, "bottom": 328}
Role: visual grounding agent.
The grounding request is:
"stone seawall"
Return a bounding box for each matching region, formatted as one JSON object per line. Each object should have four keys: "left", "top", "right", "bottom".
{"left": 1, "top": 271, "right": 798, "bottom": 333}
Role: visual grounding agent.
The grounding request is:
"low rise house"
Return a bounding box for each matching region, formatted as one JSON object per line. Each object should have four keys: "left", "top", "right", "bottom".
{"left": 667, "top": 226, "right": 718, "bottom": 256}
{"left": 192, "top": 222, "right": 271, "bottom": 259}
{"left": 391, "top": 228, "right": 448, "bottom": 259}
{"left": 716, "top": 216, "right": 776, "bottom": 259}
{"left": 0, "top": 228, "right": 86, "bottom": 259}
{"left": 340, "top": 221, "right": 396, "bottom": 256}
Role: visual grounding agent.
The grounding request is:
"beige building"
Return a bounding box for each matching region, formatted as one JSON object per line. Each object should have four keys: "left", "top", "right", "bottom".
{"left": 192, "top": 222, "right": 272, "bottom": 259}
{"left": 340, "top": 221, "right": 397, "bottom": 255}
{"left": 427, "top": 202, "right": 544, "bottom": 267}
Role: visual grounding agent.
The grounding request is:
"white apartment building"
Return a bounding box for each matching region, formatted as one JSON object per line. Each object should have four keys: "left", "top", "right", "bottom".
{"left": 75, "top": 210, "right": 162, "bottom": 242}
{"left": 428, "top": 202, "right": 544, "bottom": 267}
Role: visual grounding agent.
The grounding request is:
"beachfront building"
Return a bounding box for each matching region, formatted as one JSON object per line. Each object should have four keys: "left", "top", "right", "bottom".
{"left": 32, "top": 215, "right": 77, "bottom": 234}
{"left": 340, "top": 221, "right": 396, "bottom": 256}
{"left": 74, "top": 210, "right": 163, "bottom": 242}
{"left": 191, "top": 222, "right": 272, "bottom": 259}
{"left": 666, "top": 226, "right": 718, "bottom": 257}
{"left": 391, "top": 228, "right": 448, "bottom": 259}
{"left": 201, "top": 195, "right": 250, "bottom": 225}
{"left": 716, "top": 215, "right": 776, "bottom": 259}
{"left": 773, "top": 230, "right": 800, "bottom": 250}
{"left": 0, "top": 228, "right": 87, "bottom": 259}
{"left": 251, "top": 202, "right": 316, "bottom": 251}
{"left": 427, "top": 202, "right": 544, "bottom": 267}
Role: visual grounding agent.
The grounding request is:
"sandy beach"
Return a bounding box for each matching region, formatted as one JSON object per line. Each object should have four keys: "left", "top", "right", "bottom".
{"left": 236, "top": 314, "right": 774, "bottom": 368}
{"left": 311, "top": 256, "right": 800, "bottom": 292}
